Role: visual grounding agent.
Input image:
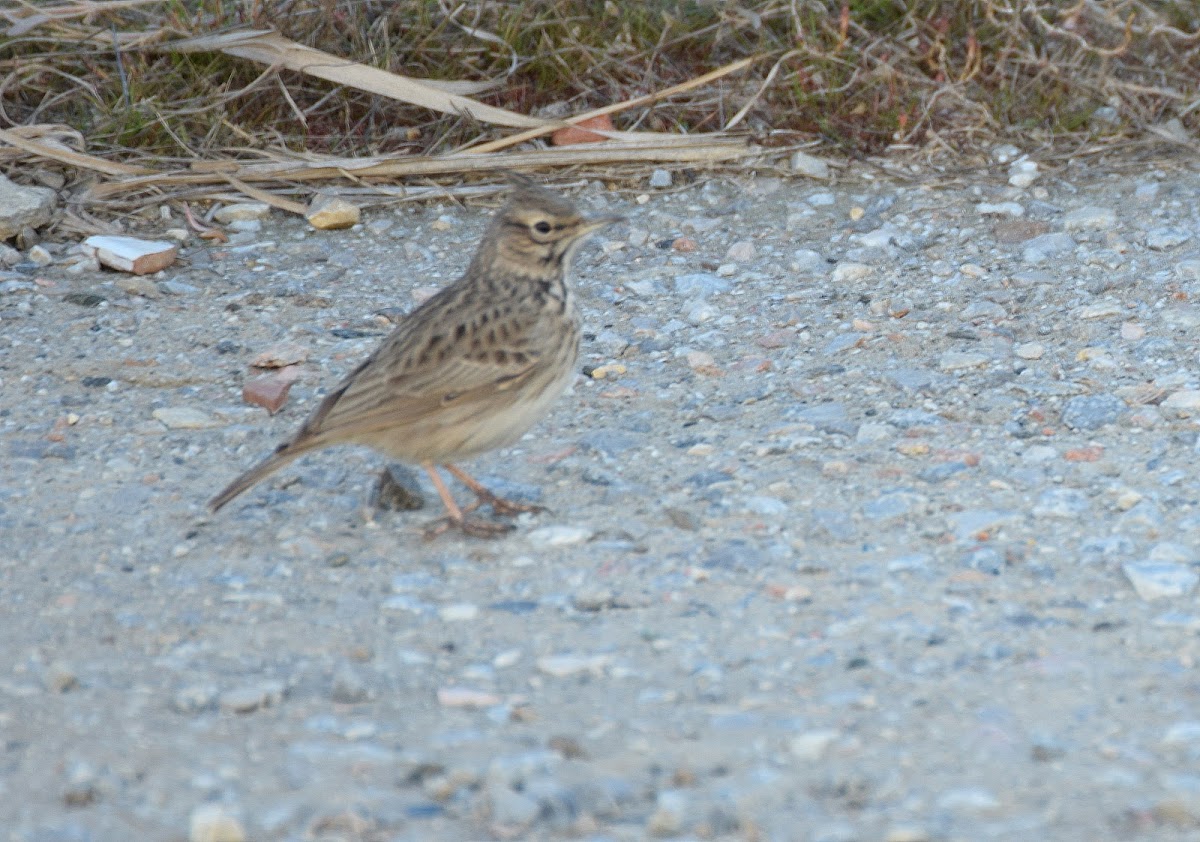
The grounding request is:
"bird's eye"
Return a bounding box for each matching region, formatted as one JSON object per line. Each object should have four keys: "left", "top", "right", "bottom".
{"left": 533, "top": 220, "right": 552, "bottom": 234}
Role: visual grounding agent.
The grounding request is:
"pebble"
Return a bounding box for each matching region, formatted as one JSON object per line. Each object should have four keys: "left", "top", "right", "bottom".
{"left": 152, "top": 407, "right": 225, "bottom": 430}
{"left": 213, "top": 202, "right": 271, "bottom": 223}
{"left": 43, "top": 660, "right": 78, "bottom": 693}
{"left": 1007, "top": 158, "right": 1040, "bottom": 187}
{"left": 188, "top": 804, "right": 246, "bottom": 842}
{"left": 329, "top": 665, "right": 371, "bottom": 704}
{"left": 1060, "top": 394, "right": 1126, "bottom": 430}
{"left": 1162, "top": 722, "right": 1200, "bottom": 747}
{"left": 976, "top": 201, "right": 1024, "bottom": 217}
{"left": 172, "top": 684, "right": 219, "bottom": 714}
{"left": 1145, "top": 226, "right": 1191, "bottom": 250}
{"left": 1022, "top": 232, "right": 1075, "bottom": 263}
{"left": 936, "top": 786, "right": 1001, "bottom": 812}
{"left": 1032, "top": 488, "right": 1090, "bottom": 519}
{"left": 790, "top": 151, "right": 831, "bottom": 179}
{"left": 1161, "top": 390, "right": 1200, "bottom": 411}
{"left": 219, "top": 680, "right": 285, "bottom": 713}
{"left": 1120, "top": 322, "right": 1145, "bottom": 340}
{"left": 789, "top": 728, "right": 840, "bottom": 761}
{"left": 250, "top": 342, "right": 308, "bottom": 368}
{"left": 242, "top": 371, "right": 296, "bottom": 414}
{"left": 1077, "top": 301, "right": 1123, "bottom": 319}
{"left": 0, "top": 173, "right": 56, "bottom": 239}
{"left": 439, "top": 603, "right": 480, "bottom": 621}
{"left": 536, "top": 653, "right": 611, "bottom": 678}
{"left": 648, "top": 169, "right": 673, "bottom": 188}
{"left": 527, "top": 525, "right": 592, "bottom": 547}
{"left": 725, "top": 240, "right": 756, "bottom": 262}
{"left": 673, "top": 272, "right": 729, "bottom": 297}
{"left": 831, "top": 262, "right": 872, "bottom": 283}
{"left": 306, "top": 194, "right": 360, "bottom": 229}
{"left": 1122, "top": 562, "right": 1199, "bottom": 600}
{"left": 28, "top": 244, "right": 53, "bottom": 266}
{"left": 940, "top": 351, "right": 990, "bottom": 371}
{"left": 1063, "top": 206, "right": 1117, "bottom": 230}
{"left": 1014, "top": 342, "right": 1045, "bottom": 359}
{"left": 437, "top": 687, "right": 502, "bottom": 708}
{"left": 646, "top": 789, "right": 690, "bottom": 836}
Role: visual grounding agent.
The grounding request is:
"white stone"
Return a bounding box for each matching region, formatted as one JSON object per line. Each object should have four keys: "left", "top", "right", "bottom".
{"left": 1063, "top": 206, "right": 1117, "bottom": 231}
{"left": 0, "top": 174, "right": 56, "bottom": 239}
{"left": 536, "top": 653, "right": 611, "bottom": 677}
{"left": 439, "top": 603, "right": 479, "bottom": 622}
{"left": 831, "top": 262, "right": 872, "bottom": 283}
{"left": 527, "top": 525, "right": 593, "bottom": 547}
{"left": 975, "top": 201, "right": 1024, "bottom": 217}
{"left": 1077, "top": 302, "right": 1123, "bottom": 320}
{"left": 213, "top": 202, "right": 271, "bottom": 223}
{"left": 1007, "top": 158, "right": 1040, "bottom": 188}
{"left": 1123, "top": 562, "right": 1199, "bottom": 600}
{"left": 152, "top": 407, "right": 225, "bottom": 430}
{"left": 84, "top": 235, "right": 177, "bottom": 275}
{"left": 940, "top": 351, "right": 990, "bottom": 371}
{"left": 790, "top": 151, "right": 830, "bottom": 179}
{"left": 790, "top": 728, "right": 840, "bottom": 761}
{"left": 1014, "top": 342, "right": 1045, "bottom": 360}
{"left": 1162, "top": 390, "right": 1200, "bottom": 410}
{"left": 1163, "top": 722, "right": 1200, "bottom": 746}
{"left": 188, "top": 804, "right": 246, "bottom": 842}
{"left": 648, "top": 169, "right": 672, "bottom": 188}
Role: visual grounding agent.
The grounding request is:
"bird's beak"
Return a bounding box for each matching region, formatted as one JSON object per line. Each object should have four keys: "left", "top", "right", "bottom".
{"left": 580, "top": 215, "right": 625, "bottom": 235}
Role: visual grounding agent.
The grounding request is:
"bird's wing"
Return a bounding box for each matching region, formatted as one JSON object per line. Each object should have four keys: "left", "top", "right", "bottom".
{"left": 292, "top": 322, "right": 545, "bottom": 446}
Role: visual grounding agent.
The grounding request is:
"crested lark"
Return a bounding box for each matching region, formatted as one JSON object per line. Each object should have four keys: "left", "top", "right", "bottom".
{"left": 209, "top": 174, "right": 621, "bottom": 537}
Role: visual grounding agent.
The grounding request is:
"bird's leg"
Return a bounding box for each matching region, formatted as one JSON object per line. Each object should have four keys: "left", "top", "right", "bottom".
{"left": 421, "top": 463, "right": 513, "bottom": 540}
{"left": 443, "top": 464, "right": 545, "bottom": 517}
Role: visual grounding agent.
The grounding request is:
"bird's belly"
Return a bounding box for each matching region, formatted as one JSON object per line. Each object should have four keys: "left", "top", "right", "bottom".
{"left": 364, "top": 365, "right": 575, "bottom": 464}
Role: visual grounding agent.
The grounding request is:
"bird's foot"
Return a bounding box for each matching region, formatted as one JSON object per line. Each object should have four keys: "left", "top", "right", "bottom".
{"left": 472, "top": 489, "right": 545, "bottom": 518}
{"left": 422, "top": 513, "right": 516, "bottom": 541}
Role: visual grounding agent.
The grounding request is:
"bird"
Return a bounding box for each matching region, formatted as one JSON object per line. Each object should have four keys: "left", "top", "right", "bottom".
{"left": 209, "top": 173, "right": 622, "bottom": 538}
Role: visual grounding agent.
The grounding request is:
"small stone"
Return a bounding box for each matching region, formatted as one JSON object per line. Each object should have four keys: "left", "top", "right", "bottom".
{"left": 725, "top": 240, "right": 756, "bottom": 262}
{"left": 1008, "top": 158, "right": 1040, "bottom": 187}
{"left": 1123, "top": 562, "right": 1198, "bottom": 600}
{"left": 976, "top": 201, "right": 1024, "bottom": 217}
{"left": 1146, "top": 226, "right": 1191, "bottom": 250}
{"left": 83, "top": 235, "right": 177, "bottom": 275}
{"left": 1032, "top": 488, "right": 1090, "bottom": 519}
{"left": 991, "top": 143, "right": 1021, "bottom": 163}
{"left": 1014, "top": 342, "right": 1045, "bottom": 359}
{"left": 536, "top": 653, "right": 611, "bottom": 677}
{"left": 1022, "top": 232, "right": 1075, "bottom": 263}
{"left": 0, "top": 173, "right": 56, "bottom": 239}
{"left": 1078, "top": 301, "right": 1122, "bottom": 320}
{"left": 1120, "top": 322, "right": 1145, "bottom": 340}
{"left": 1061, "top": 394, "right": 1126, "bottom": 430}
{"left": 306, "top": 194, "right": 360, "bottom": 229}
{"left": 251, "top": 342, "right": 308, "bottom": 368}
{"left": 172, "top": 684, "right": 219, "bottom": 714}
{"left": 673, "top": 272, "right": 728, "bottom": 297}
{"left": 242, "top": 369, "right": 298, "bottom": 414}
{"left": 807, "top": 191, "right": 836, "bottom": 206}
{"left": 213, "top": 202, "right": 271, "bottom": 223}
{"left": 437, "top": 687, "right": 502, "bottom": 708}
{"left": 1063, "top": 206, "right": 1117, "bottom": 231}
{"left": 790, "top": 151, "right": 831, "bottom": 179}
{"left": 646, "top": 789, "right": 689, "bottom": 836}
{"left": 188, "top": 804, "right": 246, "bottom": 842}
{"left": 648, "top": 169, "right": 673, "bottom": 189}
{"left": 439, "top": 603, "right": 479, "bottom": 621}
{"left": 936, "top": 787, "right": 1001, "bottom": 812}
{"left": 831, "top": 262, "right": 872, "bottom": 283}
{"left": 1176, "top": 258, "right": 1200, "bottom": 280}
{"left": 488, "top": 786, "right": 539, "bottom": 831}
{"left": 1162, "top": 390, "right": 1200, "bottom": 411}
{"left": 219, "top": 680, "right": 285, "bottom": 713}
{"left": 1163, "top": 722, "right": 1200, "bottom": 747}
{"left": 152, "top": 407, "right": 225, "bottom": 430}
{"left": 672, "top": 236, "right": 697, "bottom": 252}
{"left": 115, "top": 276, "right": 160, "bottom": 298}
{"left": 790, "top": 728, "right": 839, "bottom": 761}
{"left": 28, "top": 244, "right": 52, "bottom": 266}
{"left": 330, "top": 665, "right": 372, "bottom": 704}
{"left": 44, "top": 660, "right": 78, "bottom": 693}
{"left": 572, "top": 589, "right": 613, "bottom": 612}
{"left": 369, "top": 464, "right": 425, "bottom": 511}
{"left": 527, "top": 525, "right": 592, "bottom": 547}
{"left": 940, "top": 351, "right": 990, "bottom": 371}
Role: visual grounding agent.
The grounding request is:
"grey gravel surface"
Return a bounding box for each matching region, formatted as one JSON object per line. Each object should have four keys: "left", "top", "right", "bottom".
{"left": 3, "top": 154, "right": 1200, "bottom": 841}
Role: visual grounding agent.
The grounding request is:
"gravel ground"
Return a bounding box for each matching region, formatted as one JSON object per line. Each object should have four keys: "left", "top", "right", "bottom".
{"left": 3, "top": 152, "right": 1200, "bottom": 842}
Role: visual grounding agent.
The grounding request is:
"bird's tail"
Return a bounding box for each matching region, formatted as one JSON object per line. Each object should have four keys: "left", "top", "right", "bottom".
{"left": 209, "top": 442, "right": 309, "bottom": 512}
